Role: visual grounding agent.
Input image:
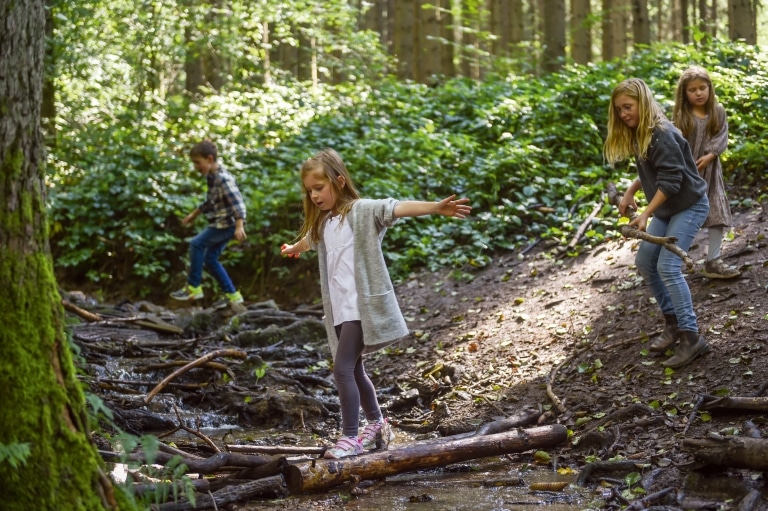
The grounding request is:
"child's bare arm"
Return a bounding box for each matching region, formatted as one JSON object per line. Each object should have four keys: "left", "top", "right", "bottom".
{"left": 182, "top": 208, "right": 201, "bottom": 226}
{"left": 281, "top": 237, "right": 310, "bottom": 258}
{"left": 394, "top": 195, "right": 471, "bottom": 219}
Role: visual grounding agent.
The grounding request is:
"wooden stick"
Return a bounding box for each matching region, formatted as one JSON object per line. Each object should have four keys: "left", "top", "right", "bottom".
{"left": 173, "top": 405, "right": 221, "bottom": 453}
{"left": 556, "top": 201, "right": 603, "bottom": 254}
{"left": 225, "top": 444, "right": 326, "bottom": 456}
{"left": 606, "top": 183, "right": 693, "bottom": 268}
{"left": 62, "top": 300, "right": 102, "bottom": 322}
{"left": 144, "top": 349, "right": 247, "bottom": 404}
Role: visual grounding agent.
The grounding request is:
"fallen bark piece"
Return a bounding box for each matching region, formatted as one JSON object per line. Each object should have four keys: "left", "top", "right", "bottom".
{"left": 700, "top": 395, "right": 768, "bottom": 412}
{"left": 737, "top": 489, "right": 763, "bottom": 511}
{"left": 576, "top": 459, "right": 650, "bottom": 486}
{"left": 624, "top": 487, "right": 676, "bottom": 510}
{"left": 683, "top": 434, "right": 768, "bottom": 470}
{"left": 284, "top": 424, "right": 567, "bottom": 494}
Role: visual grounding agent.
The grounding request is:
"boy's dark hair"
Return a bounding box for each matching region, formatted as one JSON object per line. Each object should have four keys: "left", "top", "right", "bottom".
{"left": 190, "top": 140, "right": 217, "bottom": 160}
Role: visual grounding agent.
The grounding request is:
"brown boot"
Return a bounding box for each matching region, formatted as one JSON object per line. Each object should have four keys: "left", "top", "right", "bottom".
{"left": 661, "top": 330, "right": 710, "bottom": 369}
{"left": 649, "top": 314, "right": 678, "bottom": 352}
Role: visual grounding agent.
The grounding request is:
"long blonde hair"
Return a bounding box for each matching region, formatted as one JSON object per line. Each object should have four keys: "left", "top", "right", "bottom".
{"left": 604, "top": 78, "right": 667, "bottom": 164}
{"left": 673, "top": 66, "right": 721, "bottom": 138}
{"left": 297, "top": 148, "right": 361, "bottom": 245}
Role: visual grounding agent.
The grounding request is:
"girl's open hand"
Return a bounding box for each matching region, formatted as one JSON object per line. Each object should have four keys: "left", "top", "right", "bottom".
{"left": 436, "top": 195, "right": 472, "bottom": 219}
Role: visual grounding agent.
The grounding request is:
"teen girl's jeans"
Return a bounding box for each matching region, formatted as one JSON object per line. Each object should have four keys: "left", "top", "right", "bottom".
{"left": 187, "top": 225, "right": 236, "bottom": 294}
{"left": 635, "top": 195, "right": 709, "bottom": 332}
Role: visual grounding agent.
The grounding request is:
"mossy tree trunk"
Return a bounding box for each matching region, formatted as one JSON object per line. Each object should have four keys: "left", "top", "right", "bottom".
{"left": 0, "top": 1, "right": 114, "bottom": 509}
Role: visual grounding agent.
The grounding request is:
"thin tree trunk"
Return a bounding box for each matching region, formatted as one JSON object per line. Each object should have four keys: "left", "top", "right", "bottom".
{"left": 632, "top": 0, "right": 651, "bottom": 45}
{"left": 728, "top": 0, "right": 756, "bottom": 43}
{"left": 0, "top": 1, "right": 112, "bottom": 509}
{"left": 543, "top": 0, "right": 566, "bottom": 72}
{"left": 681, "top": 0, "right": 690, "bottom": 43}
{"left": 571, "top": 0, "right": 592, "bottom": 64}
{"left": 394, "top": 0, "right": 417, "bottom": 79}
{"left": 418, "top": 0, "right": 442, "bottom": 82}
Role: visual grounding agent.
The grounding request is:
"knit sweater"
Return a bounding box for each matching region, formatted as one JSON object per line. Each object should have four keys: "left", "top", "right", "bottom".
{"left": 314, "top": 198, "right": 410, "bottom": 359}
{"left": 635, "top": 120, "right": 707, "bottom": 220}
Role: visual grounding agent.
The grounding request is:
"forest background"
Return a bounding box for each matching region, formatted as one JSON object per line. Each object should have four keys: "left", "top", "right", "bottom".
{"left": 46, "top": 0, "right": 768, "bottom": 306}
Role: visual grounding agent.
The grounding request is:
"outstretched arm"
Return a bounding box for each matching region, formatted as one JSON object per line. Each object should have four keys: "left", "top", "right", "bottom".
{"left": 281, "top": 237, "right": 310, "bottom": 258}
{"left": 394, "top": 195, "right": 472, "bottom": 219}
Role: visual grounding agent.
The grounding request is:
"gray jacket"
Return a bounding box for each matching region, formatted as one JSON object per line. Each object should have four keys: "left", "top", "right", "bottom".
{"left": 635, "top": 120, "right": 708, "bottom": 220}
{"left": 315, "top": 198, "right": 410, "bottom": 359}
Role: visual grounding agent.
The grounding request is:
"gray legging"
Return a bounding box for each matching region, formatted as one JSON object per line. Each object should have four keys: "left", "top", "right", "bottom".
{"left": 333, "top": 321, "right": 383, "bottom": 437}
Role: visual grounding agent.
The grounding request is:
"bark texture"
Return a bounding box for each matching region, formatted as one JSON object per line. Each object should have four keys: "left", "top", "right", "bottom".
{"left": 0, "top": 1, "right": 110, "bottom": 509}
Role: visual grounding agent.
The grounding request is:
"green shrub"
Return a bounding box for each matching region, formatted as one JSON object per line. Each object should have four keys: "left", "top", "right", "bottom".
{"left": 47, "top": 40, "right": 768, "bottom": 301}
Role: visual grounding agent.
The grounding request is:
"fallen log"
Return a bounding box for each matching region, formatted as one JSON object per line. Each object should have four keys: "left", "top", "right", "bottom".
{"left": 99, "top": 450, "right": 277, "bottom": 474}
{"left": 682, "top": 434, "right": 768, "bottom": 470}
{"left": 155, "top": 475, "right": 287, "bottom": 511}
{"left": 699, "top": 395, "right": 768, "bottom": 412}
{"left": 284, "top": 424, "right": 567, "bottom": 494}
{"left": 473, "top": 407, "right": 540, "bottom": 436}
{"left": 133, "top": 478, "right": 211, "bottom": 498}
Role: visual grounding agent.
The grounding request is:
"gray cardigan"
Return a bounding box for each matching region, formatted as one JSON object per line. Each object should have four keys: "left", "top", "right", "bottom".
{"left": 635, "top": 120, "right": 708, "bottom": 220}
{"left": 314, "top": 198, "right": 410, "bottom": 359}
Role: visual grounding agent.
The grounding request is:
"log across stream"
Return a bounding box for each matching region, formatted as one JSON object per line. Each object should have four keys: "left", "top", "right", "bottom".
{"left": 284, "top": 424, "right": 568, "bottom": 493}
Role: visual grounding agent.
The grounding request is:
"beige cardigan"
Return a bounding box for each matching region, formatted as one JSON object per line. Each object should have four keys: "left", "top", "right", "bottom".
{"left": 313, "top": 198, "right": 410, "bottom": 359}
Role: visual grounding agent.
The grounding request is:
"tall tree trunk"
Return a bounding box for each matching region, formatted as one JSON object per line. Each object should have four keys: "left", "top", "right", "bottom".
{"left": 418, "top": 0, "right": 442, "bottom": 82}
{"left": 698, "top": 0, "right": 709, "bottom": 36}
{"left": 394, "top": 0, "right": 417, "bottom": 79}
{"left": 571, "top": 0, "right": 592, "bottom": 64}
{"left": 543, "top": 0, "right": 566, "bottom": 72}
{"left": 42, "top": 0, "right": 56, "bottom": 147}
{"left": 439, "top": 0, "right": 455, "bottom": 76}
{"left": 681, "top": 0, "right": 690, "bottom": 43}
{"left": 728, "top": 0, "right": 756, "bottom": 43}
{"left": 632, "top": 0, "right": 651, "bottom": 45}
{"left": 510, "top": 0, "right": 525, "bottom": 59}
{"left": 0, "top": 1, "right": 112, "bottom": 509}
{"left": 602, "top": 0, "right": 627, "bottom": 60}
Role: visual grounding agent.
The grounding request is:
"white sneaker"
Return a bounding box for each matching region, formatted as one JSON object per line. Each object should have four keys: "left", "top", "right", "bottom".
{"left": 323, "top": 436, "right": 363, "bottom": 459}
{"left": 359, "top": 418, "right": 395, "bottom": 451}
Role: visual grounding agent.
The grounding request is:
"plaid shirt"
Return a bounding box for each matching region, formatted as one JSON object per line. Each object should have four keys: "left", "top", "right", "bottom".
{"left": 198, "top": 164, "right": 247, "bottom": 228}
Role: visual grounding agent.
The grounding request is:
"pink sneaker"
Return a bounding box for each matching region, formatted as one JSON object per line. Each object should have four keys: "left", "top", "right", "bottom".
{"left": 323, "top": 437, "right": 363, "bottom": 459}
{"left": 359, "top": 418, "right": 395, "bottom": 451}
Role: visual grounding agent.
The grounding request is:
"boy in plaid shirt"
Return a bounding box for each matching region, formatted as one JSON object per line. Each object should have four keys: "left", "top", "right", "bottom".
{"left": 171, "top": 140, "right": 247, "bottom": 307}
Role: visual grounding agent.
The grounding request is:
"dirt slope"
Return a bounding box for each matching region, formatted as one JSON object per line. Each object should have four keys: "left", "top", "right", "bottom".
{"left": 364, "top": 199, "right": 768, "bottom": 501}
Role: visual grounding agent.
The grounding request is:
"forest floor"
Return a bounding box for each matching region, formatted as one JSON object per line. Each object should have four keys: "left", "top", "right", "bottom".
{"left": 71, "top": 197, "right": 768, "bottom": 510}
{"left": 262, "top": 197, "right": 768, "bottom": 510}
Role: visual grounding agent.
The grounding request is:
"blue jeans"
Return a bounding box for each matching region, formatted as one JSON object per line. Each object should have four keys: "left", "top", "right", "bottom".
{"left": 635, "top": 195, "right": 709, "bottom": 332}
{"left": 187, "top": 226, "right": 236, "bottom": 294}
